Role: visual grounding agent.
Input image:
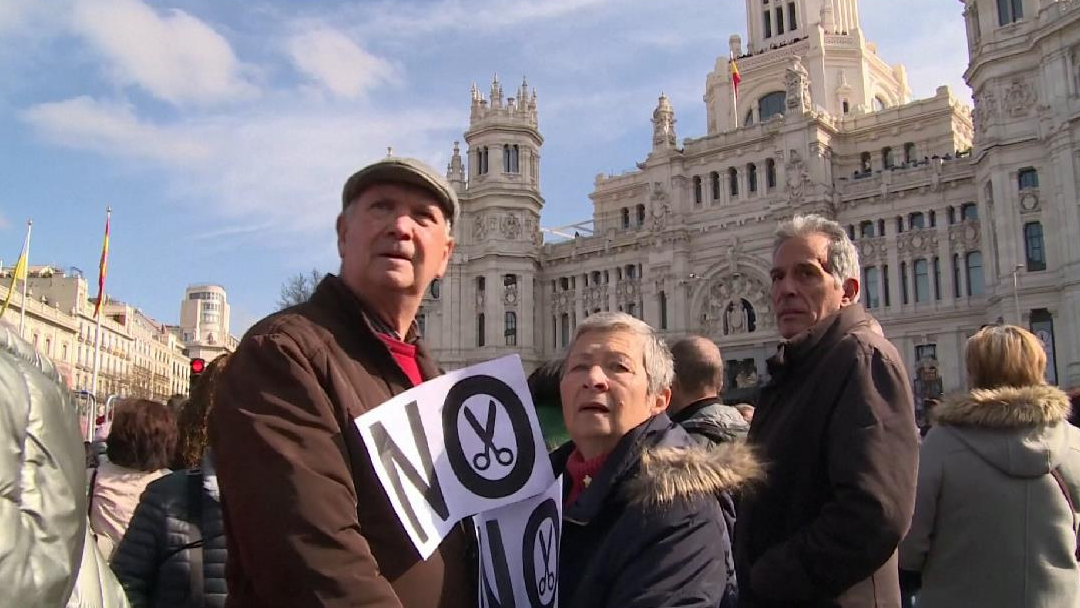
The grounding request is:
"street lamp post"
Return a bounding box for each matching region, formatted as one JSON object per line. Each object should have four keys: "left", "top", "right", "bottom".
{"left": 1011, "top": 264, "right": 1023, "bottom": 325}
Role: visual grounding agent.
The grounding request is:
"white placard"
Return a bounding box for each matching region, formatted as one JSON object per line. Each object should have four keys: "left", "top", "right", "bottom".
{"left": 476, "top": 476, "right": 563, "bottom": 608}
{"left": 355, "top": 354, "right": 555, "bottom": 558}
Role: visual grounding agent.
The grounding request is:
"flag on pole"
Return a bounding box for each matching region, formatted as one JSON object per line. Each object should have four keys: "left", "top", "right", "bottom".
{"left": 93, "top": 209, "right": 111, "bottom": 319}
{"left": 0, "top": 227, "right": 29, "bottom": 320}
{"left": 730, "top": 55, "right": 742, "bottom": 102}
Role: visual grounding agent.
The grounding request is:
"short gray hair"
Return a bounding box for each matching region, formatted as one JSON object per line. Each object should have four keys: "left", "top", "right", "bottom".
{"left": 563, "top": 312, "right": 674, "bottom": 395}
{"left": 774, "top": 214, "right": 860, "bottom": 296}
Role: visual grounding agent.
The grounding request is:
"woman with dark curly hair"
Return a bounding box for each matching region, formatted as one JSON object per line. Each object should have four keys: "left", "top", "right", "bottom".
{"left": 88, "top": 398, "right": 176, "bottom": 560}
{"left": 113, "top": 355, "right": 231, "bottom": 608}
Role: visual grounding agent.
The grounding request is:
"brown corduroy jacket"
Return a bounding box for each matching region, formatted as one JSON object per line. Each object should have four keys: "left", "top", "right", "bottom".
{"left": 209, "top": 275, "right": 475, "bottom": 608}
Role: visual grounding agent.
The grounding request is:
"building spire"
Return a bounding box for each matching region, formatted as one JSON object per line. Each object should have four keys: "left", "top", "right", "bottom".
{"left": 651, "top": 92, "right": 677, "bottom": 152}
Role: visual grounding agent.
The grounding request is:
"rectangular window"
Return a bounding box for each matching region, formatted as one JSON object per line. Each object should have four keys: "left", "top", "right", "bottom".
{"left": 883, "top": 264, "right": 891, "bottom": 307}
{"left": 1025, "top": 222, "right": 1046, "bottom": 271}
{"left": 952, "top": 253, "right": 961, "bottom": 298}
{"left": 1018, "top": 167, "right": 1039, "bottom": 190}
{"left": 914, "top": 259, "right": 930, "bottom": 303}
{"left": 966, "top": 251, "right": 984, "bottom": 296}
{"left": 788, "top": 2, "right": 797, "bottom": 29}
{"left": 915, "top": 344, "right": 938, "bottom": 362}
{"left": 901, "top": 261, "right": 909, "bottom": 305}
{"left": 659, "top": 291, "right": 668, "bottom": 330}
{"left": 997, "top": 0, "right": 1023, "bottom": 25}
{"left": 863, "top": 267, "right": 880, "bottom": 309}
{"left": 764, "top": 11, "right": 772, "bottom": 38}
{"left": 933, "top": 256, "right": 942, "bottom": 300}
{"left": 477, "top": 313, "right": 486, "bottom": 347}
{"left": 504, "top": 312, "right": 517, "bottom": 346}
{"left": 776, "top": 6, "right": 785, "bottom": 34}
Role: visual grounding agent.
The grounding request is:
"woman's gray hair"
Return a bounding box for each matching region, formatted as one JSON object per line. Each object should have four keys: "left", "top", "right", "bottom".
{"left": 774, "top": 214, "right": 860, "bottom": 295}
{"left": 563, "top": 312, "right": 674, "bottom": 395}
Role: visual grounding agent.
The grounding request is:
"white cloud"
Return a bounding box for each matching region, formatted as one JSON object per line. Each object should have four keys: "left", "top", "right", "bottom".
{"left": 69, "top": 0, "right": 258, "bottom": 106}
{"left": 21, "top": 97, "right": 211, "bottom": 163}
{"left": 286, "top": 27, "right": 396, "bottom": 99}
{"left": 349, "top": 0, "right": 620, "bottom": 36}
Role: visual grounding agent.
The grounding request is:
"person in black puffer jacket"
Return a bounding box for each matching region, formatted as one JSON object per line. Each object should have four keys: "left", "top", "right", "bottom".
{"left": 111, "top": 355, "right": 230, "bottom": 608}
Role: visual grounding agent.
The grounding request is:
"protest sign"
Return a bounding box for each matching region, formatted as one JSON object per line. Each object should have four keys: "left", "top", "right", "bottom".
{"left": 476, "top": 476, "right": 563, "bottom": 608}
{"left": 355, "top": 354, "right": 555, "bottom": 558}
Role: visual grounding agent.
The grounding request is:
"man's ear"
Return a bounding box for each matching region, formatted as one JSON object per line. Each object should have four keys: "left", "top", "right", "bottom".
{"left": 435, "top": 236, "right": 455, "bottom": 279}
{"left": 841, "top": 276, "right": 860, "bottom": 305}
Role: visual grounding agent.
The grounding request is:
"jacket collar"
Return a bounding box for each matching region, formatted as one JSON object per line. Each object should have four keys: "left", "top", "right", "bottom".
{"left": 933, "top": 384, "right": 1072, "bottom": 428}
{"left": 554, "top": 413, "right": 762, "bottom": 524}
{"left": 669, "top": 396, "right": 724, "bottom": 425}
{"left": 767, "top": 304, "right": 871, "bottom": 381}
{"left": 310, "top": 275, "right": 440, "bottom": 381}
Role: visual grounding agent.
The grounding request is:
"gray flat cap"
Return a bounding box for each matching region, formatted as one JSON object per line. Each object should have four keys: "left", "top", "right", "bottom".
{"left": 342, "top": 157, "right": 460, "bottom": 227}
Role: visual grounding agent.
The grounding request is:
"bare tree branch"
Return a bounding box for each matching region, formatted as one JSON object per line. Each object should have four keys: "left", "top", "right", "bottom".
{"left": 277, "top": 268, "right": 324, "bottom": 310}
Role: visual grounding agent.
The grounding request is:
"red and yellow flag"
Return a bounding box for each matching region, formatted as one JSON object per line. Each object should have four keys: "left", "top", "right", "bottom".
{"left": 0, "top": 229, "right": 29, "bottom": 320}
{"left": 93, "top": 210, "right": 110, "bottom": 318}
{"left": 730, "top": 55, "right": 742, "bottom": 101}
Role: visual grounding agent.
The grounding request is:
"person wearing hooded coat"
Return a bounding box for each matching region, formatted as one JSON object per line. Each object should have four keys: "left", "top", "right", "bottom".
{"left": 0, "top": 321, "right": 129, "bottom": 608}
{"left": 900, "top": 324, "right": 1080, "bottom": 608}
{"left": 552, "top": 312, "right": 761, "bottom": 608}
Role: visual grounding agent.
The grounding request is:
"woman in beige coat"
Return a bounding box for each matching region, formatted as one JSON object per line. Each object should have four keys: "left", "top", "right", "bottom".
{"left": 900, "top": 324, "right": 1080, "bottom": 608}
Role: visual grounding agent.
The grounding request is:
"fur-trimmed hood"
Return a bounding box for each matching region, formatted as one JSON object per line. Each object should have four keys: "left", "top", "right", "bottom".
{"left": 933, "top": 384, "right": 1072, "bottom": 428}
{"left": 932, "top": 384, "right": 1076, "bottom": 478}
{"left": 626, "top": 440, "right": 763, "bottom": 508}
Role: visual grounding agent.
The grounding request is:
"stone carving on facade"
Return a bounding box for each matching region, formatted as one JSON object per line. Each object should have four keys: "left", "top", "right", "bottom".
{"left": 734, "top": 361, "right": 759, "bottom": 389}
{"left": 1019, "top": 190, "right": 1040, "bottom": 213}
{"left": 785, "top": 57, "right": 812, "bottom": 115}
{"left": 859, "top": 237, "right": 886, "bottom": 264}
{"left": 785, "top": 150, "right": 810, "bottom": 204}
{"left": 503, "top": 282, "right": 518, "bottom": 306}
{"left": 700, "top": 271, "right": 772, "bottom": 336}
{"left": 476, "top": 285, "right": 485, "bottom": 307}
{"left": 948, "top": 221, "right": 982, "bottom": 251}
{"left": 972, "top": 88, "right": 997, "bottom": 133}
{"left": 472, "top": 214, "right": 487, "bottom": 242}
{"left": 501, "top": 212, "right": 522, "bottom": 240}
{"left": 651, "top": 203, "right": 671, "bottom": 231}
{"left": 1004, "top": 79, "right": 1036, "bottom": 118}
{"left": 897, "top": 229, "right": 939, "bottom": 256}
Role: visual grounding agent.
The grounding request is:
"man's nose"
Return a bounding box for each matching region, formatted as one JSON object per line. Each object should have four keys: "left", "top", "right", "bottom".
{"left": 385, "top": 213, "right": 416, "bottom": 238}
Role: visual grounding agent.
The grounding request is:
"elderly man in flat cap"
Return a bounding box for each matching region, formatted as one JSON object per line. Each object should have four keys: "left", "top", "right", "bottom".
{"left": 211, "top": 158, "right": 473, "bottom": 608}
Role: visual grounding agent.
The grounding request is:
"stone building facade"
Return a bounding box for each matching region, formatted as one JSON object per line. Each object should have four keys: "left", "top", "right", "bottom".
{"left": 422, "top": 0, "right": 1080, "bottom": 394}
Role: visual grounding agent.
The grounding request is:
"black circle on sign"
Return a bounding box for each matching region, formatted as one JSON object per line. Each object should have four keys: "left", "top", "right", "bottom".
{"left": 523, "top": 498, "right": 560, "bottom": 608}
{"left": 443, "top": 374, "right": 536, "bottom": 498}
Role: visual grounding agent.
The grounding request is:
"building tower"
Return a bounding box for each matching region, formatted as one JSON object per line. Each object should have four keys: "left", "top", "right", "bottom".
{"left": 961, "top": 0, "right": 1080, "bottom": 386}
{"left": 704, "top": 0, "right": 912, "bottom": 134}
{"left": 422, "top": 75, "right": 546, "bottom": 371}
{"left": 178, "top": 284, "right": 232, "bottom": 362}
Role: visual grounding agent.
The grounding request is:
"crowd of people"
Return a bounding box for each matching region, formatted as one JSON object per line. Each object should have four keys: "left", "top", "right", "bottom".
{"left": 4, "top": 155, "right": 1080, "bottom": 608}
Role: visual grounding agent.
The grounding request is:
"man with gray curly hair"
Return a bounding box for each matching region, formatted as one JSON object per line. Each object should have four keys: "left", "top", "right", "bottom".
{"left": 552, "top": 312, "right": 761, "bottom": 608}
{"left": 735, "top": 214, "right": 918, "bottom": 608}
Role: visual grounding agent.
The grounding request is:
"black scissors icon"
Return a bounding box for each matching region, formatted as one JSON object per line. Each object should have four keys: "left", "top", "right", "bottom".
{"left": 537, "top": 524, "right": 556, "bottom": 596}
{"left": 464, "top": 400, "right": 514, "bottom": 471}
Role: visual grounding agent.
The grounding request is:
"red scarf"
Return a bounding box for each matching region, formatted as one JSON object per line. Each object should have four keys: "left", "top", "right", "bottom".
{"left": 565, "top": 448, "right": 609, "bottom": 505}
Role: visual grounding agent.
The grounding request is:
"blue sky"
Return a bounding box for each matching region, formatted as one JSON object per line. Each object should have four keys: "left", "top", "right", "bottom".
{"left": 0, "top": 0, "right": 970, "bottom": 333}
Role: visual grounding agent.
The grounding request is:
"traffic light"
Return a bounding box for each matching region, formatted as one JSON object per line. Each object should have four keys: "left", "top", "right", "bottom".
{"left": 189, "top": 358, "right": 206, "bottom": 394}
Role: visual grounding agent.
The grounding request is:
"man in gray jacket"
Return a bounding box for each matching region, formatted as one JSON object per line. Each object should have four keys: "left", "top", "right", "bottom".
{"left": 668, "top": 335, "right": 749, "bottom": 446}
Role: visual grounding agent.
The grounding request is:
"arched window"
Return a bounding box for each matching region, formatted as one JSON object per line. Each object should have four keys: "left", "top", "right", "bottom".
{"left": 860, "top": 221, "right": 875, "bottom": 238}
{"left": 636, "top": 204, "right": 645, "bottom": 226}
{"left": 860, "top": 152, "right": 872, "bottom": 173}
{"left": 748, "top": 163, "right": 758, "bottom": 193}
{"left": 909, "top": 212, "right": 926, "bottom": 229}
{"left": 758, "top": 91, "right": 787, "bottom": 122}
{"left": 842, "top": 100, "right": 850, "bottom": 114}
{"left": 480, "top": 146, "right": 489, "bottom": 174}
{"left": 765, "top": 158, "right": 777, "bottom": 189}
{"left": 764, "top": 10, "right": 773, "bottom": 38}
{"left": 929, "top": 210, "right": 937, "bottom": 227}
{"left": 430, "top": 278, "right": 441, "bottom": 299}
{"left": 511, "top": 145, "right": 520, "bottom": 172}
{"left": 873, "top": 96, "right": 888, "bottom": 112}
{"left": 1025, "top": 222, "right": 1046, "bottom": 271}
{"left": 693, "top": 176, "right": 703, "bottom": 205}
{"left": 729, "top": 167, "right": 739, "bottom": 197}
{"left": 559, "top": 313, "right": 570, "bottom": 347}
{"left": 710, "top": 171, "right": 721, "bottom": 201}
{"left": 914, "top": 259, "right": 930, "bottom": 303}
{"left": 621, "top": 207, "right": 630, "bottom": 228}
{"left": 966, "top": 251, "right": 984, "bottom": 296}
{"left": 504, "top": 311, "right": 517, "bottom": 346}
{"left": 882, "top": 146, "right": 894, "bottom": 169}
{"left": 877, "top": 219, "right": 886, "bottom": 236}
{"left": 1018, "top": 167, "right": 1039, "bottom": 190}
{"left": 503, "top": 144, "right": 511, "bottom": 172}
{"left": 947, "top": 206, "right": 957, "bottom": 225}
{"left": 477, "top": 313, "right": 486, "bottom": 347}
{"left": 904, "top": 142, "right": 916, "bottom": 165}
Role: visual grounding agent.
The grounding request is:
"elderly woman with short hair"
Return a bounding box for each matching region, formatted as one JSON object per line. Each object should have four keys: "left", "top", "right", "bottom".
{"left": 900, "top": 324, "right": 1080, "bottom": 608}
{"left": 552, "top": 312, "right": 761, "bottom": 608}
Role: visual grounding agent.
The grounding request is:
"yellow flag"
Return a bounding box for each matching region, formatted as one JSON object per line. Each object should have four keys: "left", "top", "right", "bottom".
{"left": 0, "top": 250, "right": 28, "bottom": 320}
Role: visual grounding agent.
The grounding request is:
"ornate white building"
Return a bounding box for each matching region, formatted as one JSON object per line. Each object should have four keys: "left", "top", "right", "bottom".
{"left": 423, "top": 0, "right": 1080, "bottom": 395}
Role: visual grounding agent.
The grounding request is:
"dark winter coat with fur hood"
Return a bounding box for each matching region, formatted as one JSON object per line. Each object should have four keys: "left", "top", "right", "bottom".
{"left": 551, "top": 413, "right": 761, "bottom": 608}
{"left": 899, "top": 384, "right": 1080, "bottom": 608}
